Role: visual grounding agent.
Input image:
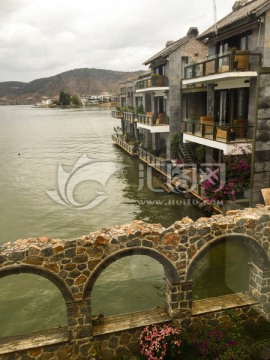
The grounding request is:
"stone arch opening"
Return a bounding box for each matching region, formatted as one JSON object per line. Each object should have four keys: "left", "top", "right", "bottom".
{"left": 187, "top": 234, "right": 270, "bottom": 281}
{"left": 0, "top": 265, "right": 73, "bottom": 303}
{"left": 84, "top": 247, "right": 179, "bottom": 317}
{"left": 84, "top": 247, "right": 180, "bottom": 296}
{"left": 0, "top": 266, "right": 71, "bottom": 338}
{"left": 91, "top": 255, "right": 165, "bottom": 316}
{"left": 186, "top": 234, "right": 270, "bottom": 301}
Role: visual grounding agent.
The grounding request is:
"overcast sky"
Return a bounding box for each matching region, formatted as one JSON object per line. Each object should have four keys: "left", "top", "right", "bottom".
{"left": 0, "top": 0, "right": 235, "bottom": 83}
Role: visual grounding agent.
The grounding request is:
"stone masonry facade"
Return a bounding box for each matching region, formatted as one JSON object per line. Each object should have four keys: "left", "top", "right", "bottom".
{"left": 0, "top": 205, "right": 270, "bottom": 359}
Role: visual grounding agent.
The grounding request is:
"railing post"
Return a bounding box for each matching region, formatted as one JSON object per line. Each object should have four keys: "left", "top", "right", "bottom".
{"left": 201, "top": 124, "right": 205, "bottom": 137}
{"left": 203, "top": 62, "right": 206, "bottom": 77}
{"left": 192, "top": 120, "right": 195, "bottom": 134}
{"left": 215, "top": 56, "right": 219, "bottom": 73}
{"left": 213, "top": 125, "right": 217, "bottom": 140}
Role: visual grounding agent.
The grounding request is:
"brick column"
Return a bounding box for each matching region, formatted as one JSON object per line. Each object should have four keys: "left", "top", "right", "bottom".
{"left": 165, "top": 279, "right": 192, "bottom": 328}
{"left": 249, "top": 263, "right": 270, "bottom": 321}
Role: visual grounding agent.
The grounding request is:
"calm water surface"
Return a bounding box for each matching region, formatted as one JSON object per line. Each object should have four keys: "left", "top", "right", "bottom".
{"left": 0, "top": 106, "right": 203, "bottom": 242}
{"left": 0, "top": 106, "right": 204, "bottom": 337}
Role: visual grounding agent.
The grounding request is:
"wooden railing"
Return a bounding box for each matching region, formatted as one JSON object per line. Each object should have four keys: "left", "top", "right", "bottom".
{"left": 111, "top": 110, "right": 123, "bottom": 119}
{"left": 138, "top": 148, "right": 169, "bottom": 176}
{"left": 112, "top": 134, "right": 138, "bottom": 156}
{"left": 123, "top": 112, "right": 136, "bottom": 122}
{"left": 137, "top": 113, "right": 169, "bottom": 126}
{"left": 184, "top": 51, "right": 262, "bottom": 79}
{"left": 135, "top": 75, "right": 168, "bottom": 90}
{"left": 184, "top": 119, "right": 254, "bottom": 143}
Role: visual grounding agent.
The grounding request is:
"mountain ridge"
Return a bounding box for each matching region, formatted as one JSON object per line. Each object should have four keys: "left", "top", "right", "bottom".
{"left": 0, "top": 68, "right": 145, "bottom": 104}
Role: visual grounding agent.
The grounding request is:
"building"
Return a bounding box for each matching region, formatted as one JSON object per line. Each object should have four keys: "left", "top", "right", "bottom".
{"left": 135, "top": 27, "right": 207, "bottom": 159}
{"left": 182, "top": 0, "right": 270, "bottom": 205}
{"left": 112, "top": 28, "right": 207, "bottom": 159}
{"left": 112, "top": 0, "right": 270, "bottom": 209}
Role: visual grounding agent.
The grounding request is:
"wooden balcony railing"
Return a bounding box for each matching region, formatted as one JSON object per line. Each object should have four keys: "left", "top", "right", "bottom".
{"left": 139, "top": 148, "right": 169, "bottom": 177}
{"left": 111, "top": 110, "right": 123, "bottom": 119}
{"left": 112, "top": 134, "right": 138, "bottom": 156}
{"left": 137, "top": 113, "right": 169, "bottom": 126}
{"left": 135, "top": 75, "right": 168, "bottom": 90}
{"left": 123, "top": 112, "right": 136, "bottom": 122}
{"left": 184, "top": 119, "right": 254, "bottom": 144}
{"left": 184, "top": 50, "right": 262, "bottom": 80}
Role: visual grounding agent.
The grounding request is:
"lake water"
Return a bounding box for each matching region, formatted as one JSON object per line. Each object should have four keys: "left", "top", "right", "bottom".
{"left": 0, "top": 105, "right": 205, "bottom": 337}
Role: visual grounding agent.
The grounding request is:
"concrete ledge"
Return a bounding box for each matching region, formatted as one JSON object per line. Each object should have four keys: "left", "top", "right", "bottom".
{"left": 93, "top": 308, "right": 171, "bottom": 336}
{"left": 0, "top": 327, "right": 69, "bottom": 355}
{"left": 192, "top": 292, "right": 259, "bottom": 315}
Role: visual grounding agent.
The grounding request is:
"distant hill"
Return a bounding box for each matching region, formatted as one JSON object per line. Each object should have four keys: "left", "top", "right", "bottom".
{"left": 0, "top": 68, "right": 145, "bottom": 104}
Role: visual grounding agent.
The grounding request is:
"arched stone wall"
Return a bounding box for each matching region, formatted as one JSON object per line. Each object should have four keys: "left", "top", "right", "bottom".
{"left": 84, "top": 247, "right": 180, "bottom": 295}
{"left": 0, "top": 264, "right": 73, "bottom": 303}
{"left": 0, "top": 206, "right": 269, "bottom": 359}
{"left": 186, "top": 234, "right": 270, "bottom": 281}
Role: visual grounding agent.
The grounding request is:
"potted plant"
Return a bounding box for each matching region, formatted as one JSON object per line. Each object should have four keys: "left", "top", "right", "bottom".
{"left": 151, "top": 73, "right": 160, "bottom": 86}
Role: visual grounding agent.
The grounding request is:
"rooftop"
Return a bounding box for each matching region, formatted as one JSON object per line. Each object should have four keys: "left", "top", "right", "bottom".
{"left": 143, "top": 27, "right": 199, "bottom": 65}
{"left": 198, "top": 0, "right": 270, "bottom": 41}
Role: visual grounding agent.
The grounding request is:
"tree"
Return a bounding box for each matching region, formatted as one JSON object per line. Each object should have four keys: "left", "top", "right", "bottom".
{"left": 59, "top": 91, "right": 71, "bottom": 106}
{"left": 71, "top": 95, "right": 82, "bottom": 107}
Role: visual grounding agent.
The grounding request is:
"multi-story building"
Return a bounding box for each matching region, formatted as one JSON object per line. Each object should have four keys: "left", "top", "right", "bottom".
{"left": 112, "top": 0, "right": 270, "bottom": 208}
{"left": 134, "top": 27, "right": 207, "bottom": 158}
{"left": 182, "top": 0, "right": 270, "bottom": 205}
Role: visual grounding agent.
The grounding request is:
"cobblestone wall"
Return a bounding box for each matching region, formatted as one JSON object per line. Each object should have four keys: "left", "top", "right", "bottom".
{"left": 0, "top": 205, "right": 270, "bottom": 359}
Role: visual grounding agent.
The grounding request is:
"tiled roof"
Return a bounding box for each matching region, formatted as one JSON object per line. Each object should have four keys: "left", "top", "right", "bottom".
{"left": 143, "top": 35, "right": 191, "bottom": 65}
{"left": 198, "top": 0, "right": 270, "bottom": 39}
{"left": 143, "top": 27, "right": 199, "bottom": 65}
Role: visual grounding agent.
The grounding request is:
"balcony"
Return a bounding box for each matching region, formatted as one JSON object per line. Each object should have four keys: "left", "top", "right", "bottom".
{"left": 138, "top": 147, "right": 170, "bottom": 177}
{"left": 135, "top": 75, "right": 169, "bottom": 92}
{"left": 120, "top": 87, "right": 127, "bottom": 95}
{"left": 137, "top": 113, "right": 169, "bottom": 133}
{"left": 183, "top": 118, "right": 253, "bottom": 155}
{"left": 111, "top": 110, "right": 123, "bottom": 119}
{"left": 112, "top": 134, "right": 138, "bottom": 156}
{"left": 183, "top": 50, "right": 261, "bottom": 85}
{"left": 123, "top": 112, "right": 136, "bottom": 123}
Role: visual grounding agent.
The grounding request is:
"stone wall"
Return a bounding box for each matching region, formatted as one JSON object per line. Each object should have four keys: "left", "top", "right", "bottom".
{"left": 0, "top": 206, "right": 270, "bottom": 359}
{"left": 168, "top": 37, "right": 207, "bottom": 136}
{"left": 253, "top": 71, "right": 270, "bottom": 204}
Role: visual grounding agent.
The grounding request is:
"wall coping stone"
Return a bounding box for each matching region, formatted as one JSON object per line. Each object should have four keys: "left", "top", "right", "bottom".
{"left": 93, "top": 308, "right": 170, "bottom": 336}
{"left": 192, "top": 292, "right": 259, "bottom": 315}
{"left": 1, "top": 206, "right": 270, "bottom": 253}
{"left": 0, "top": 327, "right": 69, "bottom": 355}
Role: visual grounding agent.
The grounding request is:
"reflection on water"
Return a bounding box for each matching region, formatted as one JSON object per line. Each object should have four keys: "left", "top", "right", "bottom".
{"left": 192, "top": 239, "right": 250, "bottom": 300}
{"left": 0, "top": 274, "right": 66, "bottom": 338}
{"left": 91, "top": 255, "right": 164, "bottom": 317}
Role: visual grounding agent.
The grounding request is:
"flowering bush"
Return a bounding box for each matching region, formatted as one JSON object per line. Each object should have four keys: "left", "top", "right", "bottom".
{"left": 140, "top": 324, "right": 181, "bottom": 360}
{"left": 193, "top": 327, "right": 237, "bottom": 359}
{"left": 202, "top": 145, "right": 251, "bottom": 202}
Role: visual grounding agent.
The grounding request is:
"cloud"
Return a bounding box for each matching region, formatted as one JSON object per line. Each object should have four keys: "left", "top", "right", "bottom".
{"left": 0, "top": 0, "right": 235, "bottom": 82}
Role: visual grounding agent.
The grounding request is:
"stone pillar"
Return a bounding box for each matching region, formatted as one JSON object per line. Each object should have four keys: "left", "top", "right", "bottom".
{"left": 252, "top": 71, "right": 270, "bottom": 204}
{"left": 207, "top": 84, "right": 215, "bottom": 116}
{"left": 165, "top": 279, "right": 192, "bottom": 329}
{"left": 249, "top": 263, "right": 270, "bottom": 321}
{"left": 67, "top": 300, "right": 92, "bottom": 342}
